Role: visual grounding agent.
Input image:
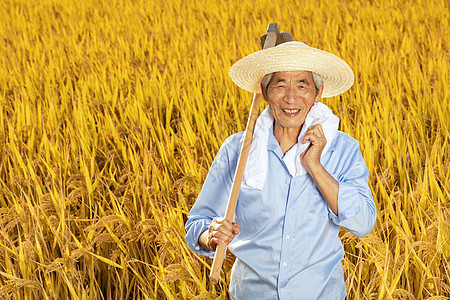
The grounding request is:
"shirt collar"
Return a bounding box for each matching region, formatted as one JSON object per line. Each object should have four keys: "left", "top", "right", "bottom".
{"left": 267, "top": 122, "right": 338, "bottom": 156}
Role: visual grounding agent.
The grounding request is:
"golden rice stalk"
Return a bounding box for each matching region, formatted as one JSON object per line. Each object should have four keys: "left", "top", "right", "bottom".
{"left": 0, "top": 0, "right": 449, "bottom": 298}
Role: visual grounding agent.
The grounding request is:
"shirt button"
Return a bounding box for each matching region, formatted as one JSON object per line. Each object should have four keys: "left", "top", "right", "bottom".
{"left": 285, "top": 180, "right": 289, "bottom": 184}
{"left": 281, "top": 288, "right": 285, "bottom": 292}
{"left": 286, "top": 235, "right": 290, "bottom": 239}
{"left": 283, "top": 262, "right": 287, "bottom": 267}
{"left": 288, "top": 208, "right": 293, "bottom": 213}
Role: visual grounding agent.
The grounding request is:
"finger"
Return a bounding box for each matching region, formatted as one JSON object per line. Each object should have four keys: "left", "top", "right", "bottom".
{"left": 309, "top": 129, "right": 321, "bottom": 138}
{"left": 302, "top": 135, "right": 310, "bottom": 144}
{"left": 211, "top": 218, "right": 238, "bottom": 239}
{"left": 211, "top": 230, "right": 232, "bottom": 243}
{"left": 303, "top": 128, "right": 318, "bottom": 142}
{"left": 231, "top": 222, "right": 240, "bottom": 234}
{"left": 303, "top": 127, "right": 327, "bottom": 145}
{"left": 211, "top": 229, "right": 236, "bottom": 245}
{"left": 213, "top": 217, "right": 234, "bottom": 231}
{"left": 302, "top": 132, "right": 317, "bottom": 144}
{"left": 309, "top": 124, "right": 323, "bottom": 132}
{"left": 307, "top": 124, "right": 324, "bottom": 137}
{"left": 210, "top": 220, "right": 233, "bottom": 237}
{"left": 211, "top": 225, "right": 234, "bottom": 241}
{"left": 210, "top": 236, "right": 233, "bottom": 246}
{"left": 315, "top": 124, "right": 324, "bottom": 136}
{"left": 209, "top": 237, "right": 225, "bottom": 250}
{"left": 309, "top": 135, "right": 324, "bottom": 147}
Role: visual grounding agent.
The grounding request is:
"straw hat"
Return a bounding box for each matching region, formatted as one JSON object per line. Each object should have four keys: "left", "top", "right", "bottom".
{"left": 229, "top": 41, "right": 354, "bottom": 98}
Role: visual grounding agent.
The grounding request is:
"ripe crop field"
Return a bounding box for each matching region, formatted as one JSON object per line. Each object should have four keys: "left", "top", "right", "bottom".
{"left": 0, "top": 0, "right": 449, "bottom": 298}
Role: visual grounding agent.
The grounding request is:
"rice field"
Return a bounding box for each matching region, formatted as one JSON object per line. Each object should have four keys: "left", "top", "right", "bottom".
{"left": 0, "top": 0, "right": 449, "bottom": 298}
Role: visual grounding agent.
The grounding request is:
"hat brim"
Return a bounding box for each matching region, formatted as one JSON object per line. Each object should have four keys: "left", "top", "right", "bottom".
{"left": 229, "top": 44, "right": 354, "bottom": 98}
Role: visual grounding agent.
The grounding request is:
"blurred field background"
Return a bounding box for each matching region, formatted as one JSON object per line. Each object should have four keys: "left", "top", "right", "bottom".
{"left": 0, "top": 0, "right": 449, "bottom": 298}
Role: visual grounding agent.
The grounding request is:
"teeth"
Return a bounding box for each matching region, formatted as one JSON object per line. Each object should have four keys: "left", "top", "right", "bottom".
{"left": 284, "top": 109, "right": 300, "bottom": 114}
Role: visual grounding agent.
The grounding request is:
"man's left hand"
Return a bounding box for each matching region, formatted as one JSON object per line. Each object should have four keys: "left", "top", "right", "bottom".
{"left": 300, "top": 124, "right": 327, "bottom": 173}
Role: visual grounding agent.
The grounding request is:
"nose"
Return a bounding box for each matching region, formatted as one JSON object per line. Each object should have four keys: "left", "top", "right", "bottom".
{"left": 283, "top": 86, "right": 297, "bottom": 104}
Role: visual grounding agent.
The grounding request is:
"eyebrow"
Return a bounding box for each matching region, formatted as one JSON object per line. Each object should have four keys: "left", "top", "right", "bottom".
{"left": 271, "top": 78, "right": 310, "bottom": 84}
{"left": 272, "top": 78, "right": 286, "bottom": 84}
{"left": 296, "top": 79, "right": 310, "bottom": 84}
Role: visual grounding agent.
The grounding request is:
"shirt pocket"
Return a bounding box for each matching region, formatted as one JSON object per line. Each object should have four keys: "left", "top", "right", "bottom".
{"left": 307, "top": 186, "right": 330, "bottom": 217}
{"left": 235, "top": 187, "right": 274, "bottom": 236}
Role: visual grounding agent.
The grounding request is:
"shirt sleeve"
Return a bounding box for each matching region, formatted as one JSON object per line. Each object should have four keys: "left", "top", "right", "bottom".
{"left": 184, "top": 135, "right": 237, "bottom": 257}
{"left": 327, "top": 140, "right": 377, "bottom": 237}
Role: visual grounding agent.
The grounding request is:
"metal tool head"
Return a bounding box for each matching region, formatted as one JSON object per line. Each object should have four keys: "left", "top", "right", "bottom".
{"left": 261, "top": 23, "right": 281, "bottom": 50}
{"left": 267, "top": 23, "right": 280, "bottom": 34}
{"left": 260, "top": 31, "right": 295, "bottom": 48}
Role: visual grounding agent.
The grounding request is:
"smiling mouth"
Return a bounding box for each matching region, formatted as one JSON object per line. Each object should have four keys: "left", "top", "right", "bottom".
{"left": 282, "top": 109, "right": 301, "bottom": 114}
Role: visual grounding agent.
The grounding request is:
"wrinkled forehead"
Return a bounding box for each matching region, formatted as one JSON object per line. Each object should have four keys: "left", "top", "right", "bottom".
{"left": 270, "top": 70, "right": 313, "bottom": 79}
{"left": 263, "top": 70, "right": 313, "bottom": 85}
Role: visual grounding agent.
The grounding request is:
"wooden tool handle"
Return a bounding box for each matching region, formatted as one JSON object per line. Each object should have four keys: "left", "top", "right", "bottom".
{"left": 209, "top": 23, "right": 280, "bottom": 285}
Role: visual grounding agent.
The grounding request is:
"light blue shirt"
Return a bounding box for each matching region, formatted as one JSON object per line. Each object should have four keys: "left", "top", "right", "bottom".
{"left": 185, "top": 127, "right": 376, "bottom": 299}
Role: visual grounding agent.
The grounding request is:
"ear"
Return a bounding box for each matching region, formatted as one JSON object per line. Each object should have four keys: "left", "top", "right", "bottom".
{"left": 314, "top": 86, "right": 324, "bottom": 102}
{"left": 261, "top": 83, "right": 268, "bottom": 102}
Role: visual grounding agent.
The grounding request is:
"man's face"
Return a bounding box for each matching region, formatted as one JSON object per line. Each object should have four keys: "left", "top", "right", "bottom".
{"left": 263, "top": 71, "right": 322, "bottom": 130}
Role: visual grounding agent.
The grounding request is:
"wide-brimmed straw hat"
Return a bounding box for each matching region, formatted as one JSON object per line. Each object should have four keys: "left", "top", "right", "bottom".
{"left": 229, "top": 41, "right": 354, "bottom": 98}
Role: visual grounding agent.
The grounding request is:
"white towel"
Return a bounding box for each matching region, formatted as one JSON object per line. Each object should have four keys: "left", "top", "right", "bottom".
{"left": 242, "top": 102, "right": 339, "bottom": 190}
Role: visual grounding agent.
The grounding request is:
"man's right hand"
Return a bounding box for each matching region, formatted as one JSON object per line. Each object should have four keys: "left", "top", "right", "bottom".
{"left": 199, "top": 217, "right": 240, "bottom": 251}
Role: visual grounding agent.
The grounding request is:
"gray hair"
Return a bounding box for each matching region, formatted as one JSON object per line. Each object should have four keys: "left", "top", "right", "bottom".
{"left": 312, "top": 72, "right": 324, "bottom": 92}
{"left": 262, "top": 72, "right": 324, "bottom": 95}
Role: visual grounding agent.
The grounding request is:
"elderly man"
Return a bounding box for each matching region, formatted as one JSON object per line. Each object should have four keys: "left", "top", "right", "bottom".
{"left": 185, "top": 41, "right": 377, "bottom": 299}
